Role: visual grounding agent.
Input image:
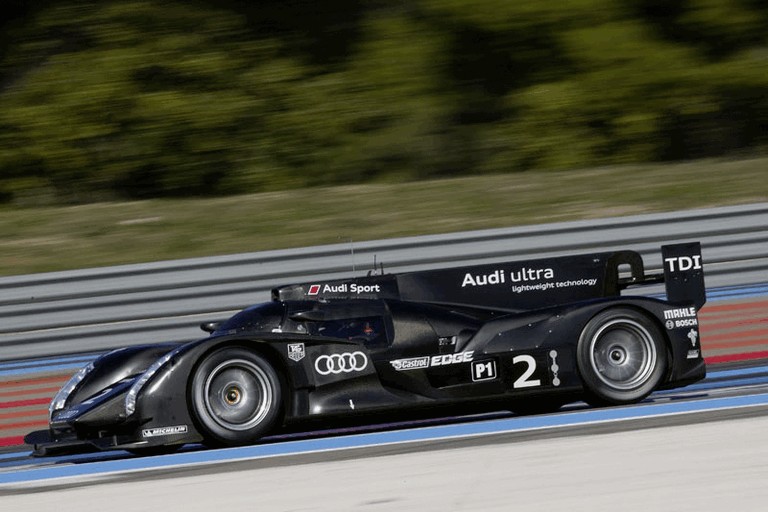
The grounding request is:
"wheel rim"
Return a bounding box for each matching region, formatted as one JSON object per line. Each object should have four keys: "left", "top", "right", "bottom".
{"left": 588, "top": 319, "right": 657, "bottom": 391}
{"left": 203, "top": 358, "right": 273, "bottom": 431}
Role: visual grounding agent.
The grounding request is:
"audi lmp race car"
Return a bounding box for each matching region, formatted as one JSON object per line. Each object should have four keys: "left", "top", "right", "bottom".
{"left": 26, "top": 243, "right": 706, "bottom": 456}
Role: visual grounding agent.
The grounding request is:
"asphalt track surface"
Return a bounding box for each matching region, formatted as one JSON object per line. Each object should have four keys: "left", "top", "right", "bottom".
{"left": 0, "top": 282, "right": 766, "bottom": 508}
{"left": 3, "top": 415, "right": 768, "bottom": 511}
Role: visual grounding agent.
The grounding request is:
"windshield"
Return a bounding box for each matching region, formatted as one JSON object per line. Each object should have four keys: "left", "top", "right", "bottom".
{"left": 213, "top": 302, "right": 285, "bottom": 336}
{"left": 305, "top": 316, "right": 387, "bottom": 345}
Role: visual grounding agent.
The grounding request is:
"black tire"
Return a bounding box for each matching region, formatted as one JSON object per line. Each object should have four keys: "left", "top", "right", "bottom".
{"left": 189, "top": 347, "right": 282, "bottom": 446}
{"left": 577, "top": 308, "right": 667, "bottom": 406}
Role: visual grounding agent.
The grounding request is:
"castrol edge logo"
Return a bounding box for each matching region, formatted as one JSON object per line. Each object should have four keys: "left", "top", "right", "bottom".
{"left": 390, "top": 351, "right": 474, "bottom": 371}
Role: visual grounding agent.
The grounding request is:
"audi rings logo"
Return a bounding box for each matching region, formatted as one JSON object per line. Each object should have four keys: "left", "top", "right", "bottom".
{"left": 314, "top": 352, "right": 368, "bottom": 375}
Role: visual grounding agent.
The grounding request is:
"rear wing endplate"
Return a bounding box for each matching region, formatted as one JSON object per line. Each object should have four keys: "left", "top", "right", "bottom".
{"left": 661, "top": 242, "right": 706, "bottom": 310}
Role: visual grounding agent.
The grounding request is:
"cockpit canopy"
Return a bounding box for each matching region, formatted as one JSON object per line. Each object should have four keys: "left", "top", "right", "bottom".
{"left": 209, "top": 299, "right": 485, "bottom": 353}
{"left": 211, "top": 300, "right": 391, "bottom": 346}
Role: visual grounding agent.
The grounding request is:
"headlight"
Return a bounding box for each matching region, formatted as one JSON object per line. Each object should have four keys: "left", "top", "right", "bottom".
{"left": 49, "top": 361, "right": 96, "bottom": 420}
{"left": 124, "top": 351, "right": 174, "bottom": 416}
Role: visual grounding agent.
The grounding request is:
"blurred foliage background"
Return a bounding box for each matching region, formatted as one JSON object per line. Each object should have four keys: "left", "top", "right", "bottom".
{"left": 1, "top": 0, "right": 767, "bottom": 206}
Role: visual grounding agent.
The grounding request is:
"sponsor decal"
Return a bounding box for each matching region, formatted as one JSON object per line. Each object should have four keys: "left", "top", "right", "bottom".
{"left": 390, "top": 351, "right": 474, "bottom": 371}
{"left": 509, "top": 268, "right": 555, "bottom": 283}
{"left": 687, "top": 329, "right": 699, "bottom": 347}
{"left": 141, "top": 425, "right": 188, "bottom": 438}
{"left": 462, "top": 270, "right": 506, "bottom": 287}
{"left": 664, "top": 255, "right": 702, "bottom": 272}
{"left": 287, "top": 343, "right": 305, "bottom": 362}
{"left": 307, "top": 283, "right": 381, "bottom": 296}
{"left": 666, "top": 318, "right": 698, "bottom": 329}
{"left": 314, "top": 352, "right": 368, "bottom": 375}
{"left": 687, "top": 349, "right": 700, "bottom": 359}
{"left": 472, "top": 360, "right": 497, "bottom": 382}
{"left": 664, "top": 307, "right": 697, "bottom": 320}
{"left": 461, "top": 268, "right": 555, "bottom": 288}
{"left": 431, "top": 351, "right": 474, "bottom": 366}
{"left": 390, "top": 356, "right": 430, "bottom": 371}
{"left": 459, "top": 267, "right": 597, "bottom": 294}
{"left": 664, "top": 308, "right": 698, "bottom": 329}
{"left": 512, "top": 282, "right": 556, "bottom": 293}
{"left": 549, "top": 350, "right": 561, "bottom": 387}
{"left": 512, "top": 279, "right": 598, "bottom": 294}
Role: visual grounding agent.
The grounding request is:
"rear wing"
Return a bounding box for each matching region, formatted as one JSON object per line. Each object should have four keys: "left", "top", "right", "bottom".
{"left": 273, "top": 242, "right": 706, "bottom": 311}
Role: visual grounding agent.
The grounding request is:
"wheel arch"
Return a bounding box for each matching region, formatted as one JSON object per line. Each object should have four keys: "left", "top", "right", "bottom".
{"left": 185, "top": 338, "right": 294, "bottom": 430}
{"left": 580, "top": 303, "right": 675, "bottom": 383}
{"left": 575, "top": 303, "right": 670, "bottom": 405}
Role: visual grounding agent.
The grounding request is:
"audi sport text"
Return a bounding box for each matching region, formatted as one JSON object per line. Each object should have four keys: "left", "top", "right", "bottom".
{"left": 308, "top": 283, "right": 382, "bottom": 295}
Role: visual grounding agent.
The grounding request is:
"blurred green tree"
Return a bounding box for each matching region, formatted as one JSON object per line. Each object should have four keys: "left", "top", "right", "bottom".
{"left": 0, "top": 0, "right": 766, "bottom": 204}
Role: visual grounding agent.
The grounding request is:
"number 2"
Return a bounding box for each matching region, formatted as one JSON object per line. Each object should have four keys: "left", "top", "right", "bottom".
{"left": 512, "top": 354, "right": 541, "bottom": 388}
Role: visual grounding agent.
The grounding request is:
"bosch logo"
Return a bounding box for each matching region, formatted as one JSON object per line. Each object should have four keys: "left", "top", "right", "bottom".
{"left": 314, "top": 352, "right": 368, "bottom": 375}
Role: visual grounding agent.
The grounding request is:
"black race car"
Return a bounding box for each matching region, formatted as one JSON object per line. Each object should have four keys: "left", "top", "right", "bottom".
{"left": 26, "top": 242, "right": 706, "bottom": 456}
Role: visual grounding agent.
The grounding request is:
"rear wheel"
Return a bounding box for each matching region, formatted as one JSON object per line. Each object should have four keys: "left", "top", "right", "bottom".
{"left": 577, "top": 308, "right": 667, "bottom": 406}
{"left": 190, "top": 347, "right": 282, "bottom": 446}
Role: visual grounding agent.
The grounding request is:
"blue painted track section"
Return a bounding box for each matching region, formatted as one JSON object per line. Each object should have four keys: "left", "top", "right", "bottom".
{"left": 1, "top": 391, "right": 767, "bottom": 485}
{"left": 707, "top": 282, "right": 768, "bottom": 301}
{"left": 0, "top": 354, "right": 98, "bottom": 376}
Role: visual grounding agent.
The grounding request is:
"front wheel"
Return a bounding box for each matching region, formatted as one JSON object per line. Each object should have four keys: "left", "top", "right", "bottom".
{"left": 577, "top": 308, "right": 667, "bottom": 406}
{"left": 190, "top": 347, "right": 282, "bottom": 446}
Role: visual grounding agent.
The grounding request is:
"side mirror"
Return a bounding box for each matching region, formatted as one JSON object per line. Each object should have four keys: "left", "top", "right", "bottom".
{"left": 200, "top": 321, "right": 221, "bottom": 333}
